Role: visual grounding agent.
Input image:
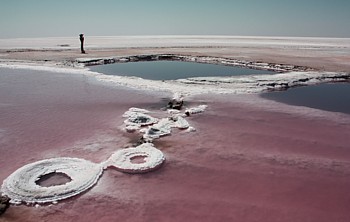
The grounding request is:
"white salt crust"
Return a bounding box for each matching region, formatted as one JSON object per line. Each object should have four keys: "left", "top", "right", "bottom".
{"left": 185, "top": 105, "right": 208, "bottom": 115}
{"left": 124, "top": 112, "right": 158, "bottom": 127}
{"left": 173, "top": 116, "right": 190, "bottom": 129}
{"left": 1, "top": 158, "right": 103, "bottom": 204}
{"left": 104, "top": 143, "right": 165, "bottom": 173}
{"left": 123, "top": 105, "right": 206, "bottom": 142}
{"left": 0, "top": 103, "right": 206, "bottom": 205}
{"left": 1, "top": 64, "right": 348, "bottom": 97}
{"left": 142, "top": 118, "right": 174, "bottom": 141}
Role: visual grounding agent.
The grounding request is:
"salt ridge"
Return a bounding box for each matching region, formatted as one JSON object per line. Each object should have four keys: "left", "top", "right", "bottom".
{"left": 123, "top": 105, "right": 205, "bottom": 142}
{"left": 1, "top": 104, "right": 207, "bottom": 205}
{"left": 1, "top": 158, "right": 103, "bottom": 204}
{"left": 104, "top": 143, "right": 165, "bottom": 173}
{"left": 1, "top": 63, "right": 348, "bottom": 97}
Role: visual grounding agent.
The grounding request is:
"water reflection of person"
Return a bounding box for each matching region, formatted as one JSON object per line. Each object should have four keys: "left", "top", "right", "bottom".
{"left": 79, "top": 34, "right": 85, "bottom": 54}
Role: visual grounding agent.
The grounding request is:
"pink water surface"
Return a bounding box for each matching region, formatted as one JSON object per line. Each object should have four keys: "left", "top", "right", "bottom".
{"left": 1, "top": 67, "right": 350, "bottom": 222}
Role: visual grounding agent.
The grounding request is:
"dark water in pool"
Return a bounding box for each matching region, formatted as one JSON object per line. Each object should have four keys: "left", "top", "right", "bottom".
{"left": 89, "top": 61, "right": 276, "bottom": 80}
{"left": 261, "top": 83, "right": 350, "bottom": 114}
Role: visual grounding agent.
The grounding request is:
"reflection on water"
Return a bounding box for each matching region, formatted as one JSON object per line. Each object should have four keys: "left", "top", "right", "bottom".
{"left": 89, "top": 61, "right": 276, "bottom": 80}
{"left": 261, "top": 83, "right": 350, "bottom": 114}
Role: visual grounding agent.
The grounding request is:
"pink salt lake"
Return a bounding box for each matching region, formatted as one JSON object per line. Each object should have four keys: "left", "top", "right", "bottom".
{"left": 1, "top": 67, "right": 350, "bottom": 222}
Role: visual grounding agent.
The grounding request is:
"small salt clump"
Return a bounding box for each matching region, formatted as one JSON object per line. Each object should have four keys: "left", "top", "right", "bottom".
{"left": 143, "top": 118, "right": 173, "bottom": 141}
{"left": 185, "top": 105, "right": 208, "bottom": 115}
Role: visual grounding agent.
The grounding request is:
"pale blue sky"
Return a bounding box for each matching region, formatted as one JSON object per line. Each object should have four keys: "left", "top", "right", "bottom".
{"left": 0, "top": 0, "right": 349, "bottom": 38}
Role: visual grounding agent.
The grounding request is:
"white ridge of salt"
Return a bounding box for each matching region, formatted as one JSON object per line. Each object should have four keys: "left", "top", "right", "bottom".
{"left": 1, "top": 63, "right": 348, "bottom": 96}
{"left": 185, "top": 105, "right": 208, "bottom": 114}
{"left": 123, "top": 104, "right": 208, "bottom": 141}
{"left": 125, "top": 107, "right": 150, "bottom": 114}
{"left": 167, "top": 109, "right": 181, "bottom": 115}
{"left": 0, "top": 101, "right": 208, "bottom": 206}
{"left": 105, "top": 143, "right": 165, "bottom": 173}
{"left": 142, "top": 118, "right": 174, "bottom": 141}
{"left": 1, "top": 157, "right": 103, "bottom": 204}
{"left": 123, "top": 108, "right": 158, "bottom": 129}
{"left": 172, "top": 116, "right": 190, "bottom": 129}
{"left": 172, "top": 92, "right": 184, "bottom": 103}
{"left": 185, "top": 126, "right": 196, "bottom": 132}
{"left": 124, "top": 112, "right": 158, "bottom": 127}
{"left": 125, "top": 124, "right": 141, "bottom": 132}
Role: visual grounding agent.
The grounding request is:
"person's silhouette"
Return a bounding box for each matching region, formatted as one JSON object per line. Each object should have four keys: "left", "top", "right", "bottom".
{"left": 79, "top": 34, "right": 85, "bottom": 54}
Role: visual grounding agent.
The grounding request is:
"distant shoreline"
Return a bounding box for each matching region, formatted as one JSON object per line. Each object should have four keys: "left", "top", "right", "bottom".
{"left": 0, "top": 36, "right": 349, "bottom": 96}
{"left": 0, "top": 36, "right": 349, "bottom": 72}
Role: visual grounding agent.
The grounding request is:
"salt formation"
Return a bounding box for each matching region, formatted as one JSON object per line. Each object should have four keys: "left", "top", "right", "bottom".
{"left": 185, "top": 105, "right": 208, "bottom": 115}
{"left": 142, "top": 118, "right": 174, "bottom": 141}
{"left": 104, "top": 143, "right": 165, "bottom": 173}
{"left": 1, "top": 158, "right": 103, "bottom": 204}
{"left": 0, "top": 103, "right": 207, "bottom": 206}
{"left": 167, "top": 92, "right": 184, "bottom": 110}
{"left": 123, "top": 107, "right": 158, "bottom": 132}
{"left": 123, "top": 104, "right": 207, "bottom": 142}
{"left": 123, "top": 107, "right": 150, "bottom": 115}
{"left": 167, "top": 109, "right": 181, "bottom": 115}
{"left": 172, "top": 116, "right": 190, "bottom": 129}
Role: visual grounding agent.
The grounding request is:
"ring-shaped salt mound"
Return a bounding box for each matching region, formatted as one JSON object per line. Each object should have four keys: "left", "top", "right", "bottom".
{"left": 124, "top": 112, "right": 158, "bottom": 127}
{"left": 1, "top": 157, "right": 103, "bottom": 204}
{"left": 105, "top": 143, "right": 165, "bottom": 173}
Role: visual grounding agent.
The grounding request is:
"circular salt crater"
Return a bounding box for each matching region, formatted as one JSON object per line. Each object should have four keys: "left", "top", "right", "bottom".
{"left": 1, "top": 157, "right": 103, "bottom": 204}
{"left": 124, "top": 113, "right": 158, "bottom": 126}
{"left": 105, "top": 143, "right": 165, "bottom": 173}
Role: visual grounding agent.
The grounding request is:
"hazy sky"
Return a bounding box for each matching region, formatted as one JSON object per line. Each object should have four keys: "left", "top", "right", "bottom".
{"left": 1, "top": 0, "right": 349, "bottom": 38}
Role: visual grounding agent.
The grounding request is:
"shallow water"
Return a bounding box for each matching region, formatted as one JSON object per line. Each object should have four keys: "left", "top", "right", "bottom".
{"left": 261, "top": 83, "right": 350, "bottom": 114}
{"left": 0, "top": 67, "right": 165, "bottom": 179}
{"left": 89, "top": 61, "right": 276, "bottom": 80}
{"left": 1, "top": 67, "right": 350, "bottom": 222}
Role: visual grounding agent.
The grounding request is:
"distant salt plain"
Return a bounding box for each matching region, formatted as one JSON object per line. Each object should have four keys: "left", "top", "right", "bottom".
{"left": 1, "top": 36, "right": 350, "bottom": 222}
{"left": 1, "top": 35, "right": 349, "bottom": 50}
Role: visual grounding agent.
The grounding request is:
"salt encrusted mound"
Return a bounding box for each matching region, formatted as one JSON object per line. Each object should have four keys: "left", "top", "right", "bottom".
{"left": 167, "top": 93, "right": 184, "bottom": 110}
{"left": 172, "top": 92, "right": 184, "bottom": 103}
{"left": 105, "top": 143, "right": 165, "bottom": 173}
{"left": 167, "top": 109, "right": 181, "bottom": 115}
{"left": 123, "top": 108, "right": 158, "bottom": 132}
{"left": 1, "top": 158, "right": 103, "bottom": 204}
{"left": 0, "top": 102, "right": 206, "bottom": 206}
{"left": 172, "top": 116, "right": 190, "bottom": 129}
{"left": 123, "top": 104, "right": 207, "bottom": 142}
{"left": 185, "top": 105, "right": 208, "bottom": 115}
{"left": 125, "top": 124, "right": 141, "bottom": 133}
{"left": 124, "top": 112, "right": 158, "bottom": 126}
{"left": 123, "top": 107, "right": 150, "bottom": 116}
{"left": 142, "top": 118, "right": 174, "bottom": 141}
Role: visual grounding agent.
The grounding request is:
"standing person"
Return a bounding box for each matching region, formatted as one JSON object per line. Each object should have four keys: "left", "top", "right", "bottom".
{"left": 79, "top": 34, "right": 85, "bottom": 54}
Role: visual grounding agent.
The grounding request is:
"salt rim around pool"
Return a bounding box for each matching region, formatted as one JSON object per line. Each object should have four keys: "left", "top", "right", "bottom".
{"left": 1, "top": 63, "right": 348, "bottom": 97}
{"left": 103, "top": 143, "right": 165, "bottom": 173}
{"left": 1, "top": 158, "right": 103, "bottom": 204}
